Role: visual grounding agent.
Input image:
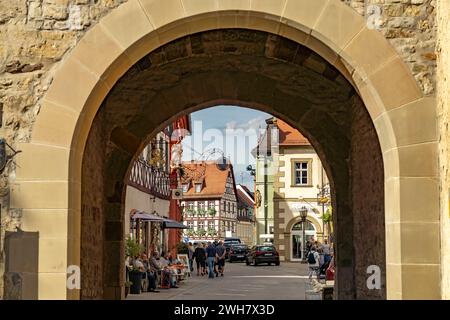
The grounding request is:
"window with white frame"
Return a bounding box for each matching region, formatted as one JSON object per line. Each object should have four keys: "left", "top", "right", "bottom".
{"left": 292, "top": 159, "right": 312, "bottom": 186}
{"left": 221, "top": 220, "right": 226, "bottom": 232}
{"left": 187, "top": 202, "right": 194, "bottom": 211}
{"left": 182, "top": 182, "right": 190, "bottom": 192}
{"left": 208, "top": 201, "right": 215, "bottom": 210}
{"left": 195, "top": 183, "right": 202, "bottom": 193}
{"left": 198, "top": 221, "right": 204, "bottom": 230}
{"left": 208, "top": 221, "right": 215, "bottom": 230}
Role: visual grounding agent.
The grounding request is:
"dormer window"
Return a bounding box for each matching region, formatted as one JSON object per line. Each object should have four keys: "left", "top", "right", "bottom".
{"left": 182, "top": 183, "right": 190, "bottom": 192}
{"left": 195, "top": 183, "right": 202, "bottom": 193}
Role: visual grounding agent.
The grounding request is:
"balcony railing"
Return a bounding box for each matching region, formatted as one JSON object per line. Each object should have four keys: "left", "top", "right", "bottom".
{"left": 127, "top": 159, "right": 171, "bottom": 200}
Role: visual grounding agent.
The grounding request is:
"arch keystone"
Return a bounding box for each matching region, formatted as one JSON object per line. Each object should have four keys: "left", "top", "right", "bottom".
{"left": 281, "top": 0, "right": 329, "bottom": 34}
{"left": 250, "top": 0, "right": 287, "bottom": 17}
{"left": 139, "top": 0, "right": 186, "bottom": 29}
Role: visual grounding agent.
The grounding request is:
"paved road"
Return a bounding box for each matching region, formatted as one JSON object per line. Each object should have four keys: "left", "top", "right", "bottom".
{"left": 127, "top": 261, "right": 310, "bottom": 300}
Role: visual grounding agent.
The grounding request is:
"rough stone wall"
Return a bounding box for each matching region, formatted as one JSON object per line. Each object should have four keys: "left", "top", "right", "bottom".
{"left": 80, "top": 110, "right": 107, "bottom": 299}
{"left": 436, "top": 0, "right": 449, "bottom": 300}
{"left": 342, "top": 0, "right": 437, "bottom": 95}
{"left": 350, "top": 95, "right": 385, "bottom": 299}
{"left": 0, "top": 0, "right": 126, "bottom": 298}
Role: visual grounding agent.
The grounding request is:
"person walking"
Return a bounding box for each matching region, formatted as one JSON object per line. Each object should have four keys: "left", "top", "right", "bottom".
{"left": 307, "top": 246, "right": 320, "bottom": 280}
{"left": 188, "top": 242, "right": 195, "bottom": 272}
{"left": 194, "top": 242, "right": 207, "bottom": 276}
{"left": 206, "top": 242, "right": 217, "bottom": 279}
{"left": 201, "top": 243, "right": 207, "bottom": 275}
{"left": 322, "top": 239, "right": 331, "bottom": 264}
{"left": 215, "top": 241, "right": 226, "bottom": 277}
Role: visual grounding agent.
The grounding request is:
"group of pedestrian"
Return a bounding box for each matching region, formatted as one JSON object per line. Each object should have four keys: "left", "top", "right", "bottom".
{"left": 305, "top": 238, "right": 335, "bottom": 280}
{"left": 187, "top": 240, "right": 227, "bottom": 279}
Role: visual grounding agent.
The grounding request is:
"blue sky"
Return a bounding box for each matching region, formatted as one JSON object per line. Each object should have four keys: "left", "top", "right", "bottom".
{"left": 182, "top": 106, "right": 271, "bottom": 189}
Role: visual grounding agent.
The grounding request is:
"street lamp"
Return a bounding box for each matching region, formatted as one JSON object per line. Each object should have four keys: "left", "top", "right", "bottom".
{"left": 300, "top": 206, "right": 308, "bottom": 263}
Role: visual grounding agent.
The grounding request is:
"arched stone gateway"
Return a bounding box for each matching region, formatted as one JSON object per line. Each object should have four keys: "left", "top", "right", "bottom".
{"left": 11, "top": 0, "right": 440, "bottom": 300}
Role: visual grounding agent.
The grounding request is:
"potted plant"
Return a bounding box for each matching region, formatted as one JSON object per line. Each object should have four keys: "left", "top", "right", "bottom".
{"left": 197, "top": 228, "right": 206, "bottom": 237}
{"left": 197, "top": 209, "right": 205, "bottom": 217}
{"left": 177, "top": 242, "right": 189, "bottom": 254}
{"left": 207, "top": 208, "right": 216, "bottom": 217}
{"left": 125, "top": 237, "right": 144, "bottom": 295}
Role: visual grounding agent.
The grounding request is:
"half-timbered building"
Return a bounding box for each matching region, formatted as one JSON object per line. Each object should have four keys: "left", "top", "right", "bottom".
{"left": 180, "top": 161, "right": 239, "bottom": 242}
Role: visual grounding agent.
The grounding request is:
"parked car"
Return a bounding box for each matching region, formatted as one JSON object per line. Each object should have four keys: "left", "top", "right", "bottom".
{"left": 246, "top": 245, "right": 280, "bottom": 266}
{"left": 228, "top": 244, "right": 249, "bottom": 262}
{"left": 224, "top": 237, "right": 241, "bottom": 245}
{"left": 224, "top": 237, "right": 241, "bottom": 258}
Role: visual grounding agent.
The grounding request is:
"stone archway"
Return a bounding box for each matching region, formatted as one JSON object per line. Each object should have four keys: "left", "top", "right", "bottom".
{"left": 285, "top": 216, "right": 323, "bottom": 238}
{"left": 13, "top": 0, "right": 440, "bottom": 300}
{"left": 285, "top": 215, "right": 323, "bottom": 263}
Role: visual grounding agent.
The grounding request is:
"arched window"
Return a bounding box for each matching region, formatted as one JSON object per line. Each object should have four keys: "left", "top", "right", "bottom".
{"left": 291, "top": 220, "right": 315, "bottom": 231}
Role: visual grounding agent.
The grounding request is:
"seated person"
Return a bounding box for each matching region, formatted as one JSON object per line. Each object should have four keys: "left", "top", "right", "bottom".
{"left": 326, "top": 255, "right": 335, "bottom": 281}
{"left": 160, "top": 252, "right": 179, "bottom": 288}
{"left": 146, "top": 252, "right": 160, "bottom": 293}
{"left": 133, "top": 256, "right": 145, "bottom": 272}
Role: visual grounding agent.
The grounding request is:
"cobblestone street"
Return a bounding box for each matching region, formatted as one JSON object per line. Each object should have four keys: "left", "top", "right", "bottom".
{"left": 127, "top": 262, "right": 309, "bottom": 300}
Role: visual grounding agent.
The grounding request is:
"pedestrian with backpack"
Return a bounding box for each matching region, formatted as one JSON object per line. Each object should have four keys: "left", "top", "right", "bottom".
{"left": 307, "top": 246, "right": 320, "bottom": 280}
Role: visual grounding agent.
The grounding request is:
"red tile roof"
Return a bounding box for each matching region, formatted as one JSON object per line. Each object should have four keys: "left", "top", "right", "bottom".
{"left": 277, "top": 119, "right": 310, "bottom": 146}
{"left": 181, "top": 161, "right": 234, "bottom": 199}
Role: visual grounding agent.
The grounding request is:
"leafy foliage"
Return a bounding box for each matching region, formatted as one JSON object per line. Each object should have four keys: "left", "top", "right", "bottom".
{"left": 322, "top": 206, "right": 332, "bottom": 223}
{"left": 125, "top": 237, "right": 144, "bottom": 258}
{"left": 177, "top": 242, "right": 189, "bottom": 254}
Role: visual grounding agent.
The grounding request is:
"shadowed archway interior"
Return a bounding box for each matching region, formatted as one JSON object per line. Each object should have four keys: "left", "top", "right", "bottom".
{"left": 80, "top": 29, "right": 385, "bottom": 300}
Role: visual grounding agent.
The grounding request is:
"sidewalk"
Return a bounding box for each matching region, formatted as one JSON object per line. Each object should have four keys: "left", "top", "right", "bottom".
{"left": 126, "top": 262, "right": 311, "bottom": 300}
{"left": 127, "top": 272, "right": 207, "bottom": 300}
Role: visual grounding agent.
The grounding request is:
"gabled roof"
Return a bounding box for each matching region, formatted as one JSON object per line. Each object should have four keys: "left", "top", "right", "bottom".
{"left": 241, "top": 184, "right": 254, "bottom": 199}
{"left": 181, "top": 161, "right": 236, "bottom": 199}
{"left": 252, "top": 118, "right": 310, "bottom": 157}
{"left": 236, "top": 185, "right": 254, "bottom": 207}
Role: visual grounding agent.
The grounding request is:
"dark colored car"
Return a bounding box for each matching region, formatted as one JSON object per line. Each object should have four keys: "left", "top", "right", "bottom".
{"left": 228, "top": 244, "right": 249, "bottom": 262}
{"left": 224, "top": 238, "right": 241, "bottom": 258}
{"left": 246, "top": 245, "right": 280, "bottom": 266}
